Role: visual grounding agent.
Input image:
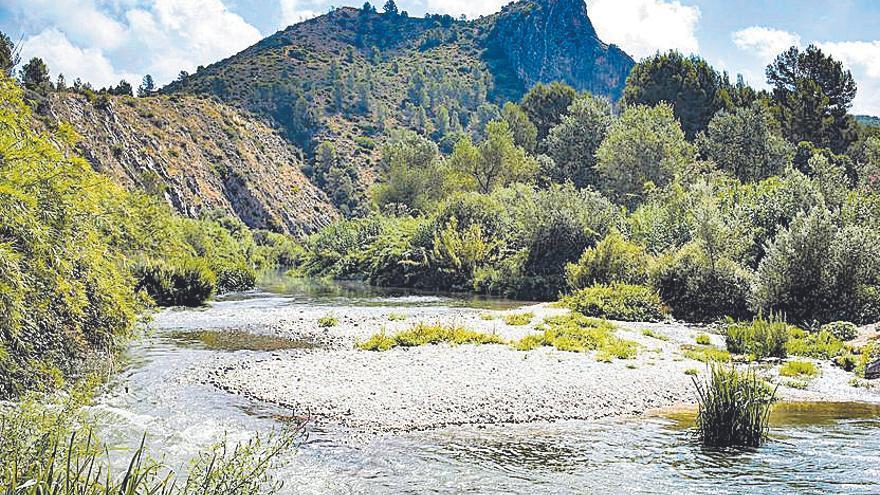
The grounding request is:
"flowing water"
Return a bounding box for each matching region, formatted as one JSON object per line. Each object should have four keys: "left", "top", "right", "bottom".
{"left": 92, "top": 276, "right": 880, "bottom": 494}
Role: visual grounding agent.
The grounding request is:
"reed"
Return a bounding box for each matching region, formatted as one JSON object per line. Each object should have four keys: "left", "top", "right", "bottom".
{"left": 692, "top": 365, "right": 777, "bottom": 447}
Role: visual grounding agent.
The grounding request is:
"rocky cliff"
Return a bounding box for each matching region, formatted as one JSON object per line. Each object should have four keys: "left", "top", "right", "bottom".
{"left": 45, "top": 93, "right": 337, "bottom": 236}
{"left": 485, "top": 0, "right": 634, "bottom": 100}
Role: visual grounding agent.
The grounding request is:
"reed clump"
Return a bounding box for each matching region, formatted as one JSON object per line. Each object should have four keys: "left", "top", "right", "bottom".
{"left": 692, "top": 365, "right": 777, "bottom": 447}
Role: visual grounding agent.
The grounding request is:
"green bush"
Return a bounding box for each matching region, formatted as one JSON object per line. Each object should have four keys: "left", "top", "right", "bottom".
{"left": 724, "top": 315, "right": 790, "bottom": 359}
{"left": 512, "top": 313, "right": 637, "bottom": 361}
{"left": 566, "top": 231, "right": 651, "bottom": 289}
{"left": 819, "top": 321, "right": 858, "bottom": 341}
{"left": 779, "top": 360, "right": 819, "bottom": 378}
{"left": 358, "top": 324, "right": 505, "bottom": 351}
{"left": 216, "top": 263, "right": 257, "bottom": 293}
{"left": 693, "top": 365, "right": 777, "bottom": 447}
{"left": 651, "top": 243, "right": 752, "bottom": 321}
{"left": 785, "top": 327, "right": 846, "bottom": 360}
{"left": 134, "top": 259, "right": 217, "bottom": 307}
{"left": 562, "top": 283, "right": 666, "bottom": 322}
{"left": 503, "top": 312, "right": 533, "bottom": 325}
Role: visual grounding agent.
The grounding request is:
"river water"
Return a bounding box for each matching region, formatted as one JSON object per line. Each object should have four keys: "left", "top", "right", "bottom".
{"left": 92, "top": 276, "right": 880, "bottom": 494}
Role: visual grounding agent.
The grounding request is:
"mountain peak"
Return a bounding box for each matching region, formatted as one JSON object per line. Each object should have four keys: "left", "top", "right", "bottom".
{"left": 487, "top": 0, "right": 633, "bottom": 99}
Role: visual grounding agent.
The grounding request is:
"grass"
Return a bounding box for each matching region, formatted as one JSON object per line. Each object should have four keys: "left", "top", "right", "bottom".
{"left": 695, "top": 333, "right": 711, "bottom": 345}
{"left": 779, "top": 360, "right": 819, "bottom": 378}
{"left": 503, "top": 312, "right": 533, "bottom": 326}
{"left": 684, "top": 368, "right": 700, "bottom": 376}
{"left": 479, "top": 313, "right": 496, "bottom": 320}
{"left": 682, "top": 344, "right": 732, "bottom": 363}
{"left": 317, "top": 314, "right": 339, "bottom": 327}
{"left": 785, "top": 328, "right": 846, "bottom": 360}
{"left": 692, "top": 365, "right": 777, "bottom": 447}
{"left": 642, "top": 328, "right": 670, "bottom": 341}
{"left": 387, "top": 312, "right": 407, "bottom": 321}
{"left": 357, "top": 323, "right": 505, "bottom": 351}
{"left": 511, "top": 313, "right": 638, "bottom": 361}
{"left": 724, "top": 315, "right": 790, "bottom": 360}
{"left": 561, "top": 283, "right": 667, "bottom": 322}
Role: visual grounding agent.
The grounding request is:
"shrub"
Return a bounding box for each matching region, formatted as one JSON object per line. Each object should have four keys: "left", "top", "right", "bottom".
{"left": 682, "top": 345, "right": 732, "bottom": 363}
{"left": 692, "top": 365, "right": 777, "bottom": 447}
{"left": 855, "top": 342, "right": 880, "bottom": 378}
{"left": 563, "top": 283, "right": 666, "bottom": 322}
{"left": 134, "top": 259, "right": 217, "bottom": 307}
{"left": 785, "top": 328, "right": 846, "bottom": 360}
{"left": 819, "top": 321, "right": 858, "bottom": 341}
{"left": 685, "top": 368, "right": 700, "bottom": 376}
{"left": 215, "top": 262, "right": 257, "bottom": 293}
{"left": 779, "top": 360, "right": 819, "bottom": 378}
{"left": 695, "top": 334, "right": 711, "bottom": 345}
{"left": 503, "top": 312, "right": 533, "bottom": 326}
{"left": 642, "top": 328, "right": 670, "bottom": 341}
{"left": 357, "top": 324, "right": 505, "bottom": 351}
{"left": 566, "top": 231, "right": 651, "bottom": 289}
{"left": 512, "top": 314, "right": 637, "bottom": 361}
{"left": 724, "top": 315, "right": 790, "bottom": 359}
{"left": 651, "top": 243, "right": 752, "bottom": 322}
{"left": 317, "top": 315, "right": 338, "bottom": 327}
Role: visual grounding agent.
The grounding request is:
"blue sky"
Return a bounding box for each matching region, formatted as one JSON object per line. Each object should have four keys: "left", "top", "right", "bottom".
{"left": 3, "top": 0, "right": 879, "bottom": 114}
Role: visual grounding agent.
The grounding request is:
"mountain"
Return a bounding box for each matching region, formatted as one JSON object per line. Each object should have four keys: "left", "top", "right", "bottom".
{"left": 45, "top": 93, "right": 337, "bottom": 235}
{"left": 857, "top": 115, "right": 880, "bottom": 128}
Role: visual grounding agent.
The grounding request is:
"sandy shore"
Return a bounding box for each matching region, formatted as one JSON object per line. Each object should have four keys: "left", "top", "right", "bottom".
{"left": 155, "top": 296, "right": 880, "bottom": 432}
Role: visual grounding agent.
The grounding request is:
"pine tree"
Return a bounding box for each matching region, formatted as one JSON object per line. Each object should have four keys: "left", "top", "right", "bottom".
{"left": 138, "top": 74, "right": 155, "bottom": 97}
{"left": 21, "top": 57, "right": 51, "bottom": 93}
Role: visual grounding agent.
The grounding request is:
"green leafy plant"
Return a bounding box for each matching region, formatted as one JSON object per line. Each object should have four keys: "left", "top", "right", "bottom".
{"left": 503, "top": 312, "right": 533, "bottom": 326}
{"left": 512, "top": 313, "right": 638, "bottom": 361}
{"left": 779, "top": 360, "right": 819, "bottom": 378}
{"left": 695, "top": 333, "right": 712, "bottom": 345}
{"left": 318, "top": 314, "right": 339, "bottom": 328}
{"left": 562, "top": 283, "right": 666, "bottom": 322}
{"left": 724, "top": 315, "right": 790, "bottom": 359}
{"left": 357, "top": 324, "right": 505, "bottom": 351}
{"left": 692, "top": 365, "right": 777, "bottom": 447}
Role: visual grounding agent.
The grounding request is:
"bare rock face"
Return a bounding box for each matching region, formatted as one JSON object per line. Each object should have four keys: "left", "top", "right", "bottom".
{"left": 487, "top": 0, "right": 634, "bottom": 100}
{"left": 46, "top": 94, "right": 337, "bottom": 236}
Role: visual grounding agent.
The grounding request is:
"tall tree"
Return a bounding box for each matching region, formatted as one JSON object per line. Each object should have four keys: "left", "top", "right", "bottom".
{"left": 0, "top": 31, "right": 18, "bottom": 75}
{"left": 138, "top": 74, "right": 155, "bottom": 97}
{"left": 766, "top": 45, "right": 858, "bottom": 153}
{"left": 499, "top": 102, "right": 537, "bottom": 153}
{"left": 543, "top": 93, "right": 614, "bottom": 188}
{"left": 449, "top": 120, "right": 538, "bottom": 193}
{"left": 622, "top": 51, "right": 728, "bottom": 139}
{"left": 383, "top": 0, "right": 399, "bottom": 15}
{"left": 20, "top": 57, "right": 50, "bottom": 93}
{"left": 520, "top": 82, "right": 577, "bottom": 147}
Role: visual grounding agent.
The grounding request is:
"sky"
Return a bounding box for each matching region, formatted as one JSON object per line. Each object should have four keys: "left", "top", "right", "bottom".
{"left": 2, "top": 0, "right": 880, "bottom": 115}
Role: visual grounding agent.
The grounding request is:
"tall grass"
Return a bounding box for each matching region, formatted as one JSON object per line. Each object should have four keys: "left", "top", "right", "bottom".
{"left": 357, "top": 323, "right": 505, "bottom": 351}
{"left": 724, "top": 315, "right": 790, "bottom": 359}
{"left": 692, "top": 365, "right": 777, "bottom": 447}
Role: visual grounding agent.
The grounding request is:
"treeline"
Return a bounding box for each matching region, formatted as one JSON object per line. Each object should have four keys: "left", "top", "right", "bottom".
{"left": 296, "top": 46, "right": 880, "bottom": 327}
{"left": 0, "top": 75, "right": 296, "bottom": 397}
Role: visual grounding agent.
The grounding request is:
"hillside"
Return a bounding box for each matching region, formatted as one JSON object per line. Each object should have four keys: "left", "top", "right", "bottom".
{"left": 45, "top": 92, "right": 337, "bottom": 235}
{"left": 163, "top": 0, "right": 634, "bottom": 196}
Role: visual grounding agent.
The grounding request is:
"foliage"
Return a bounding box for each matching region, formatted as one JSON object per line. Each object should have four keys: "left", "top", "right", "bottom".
{"left": 448, "top": 120, "right": 537, "bottom": 193}
{"left": 779, "top": 360, "right": 819, "bottom": 378}
{"left": 317, "top": 314, "right": 339, "bottom": 327}
{"left": 372, "top": 130, "right": 445, "bottom": 212}
{"left": 682, "top": 344, "right": 732, "bottom": 363}
{"left": 697, "top": 103, "right": 793, "bottom": 182}
{"left": 134, "top": 259, "right": 217, "bottom": 307}
{"left": 819, "top": 321, "right": 858, "bottom": 341}
{"left": 784, "top": 327, "right": 846, "bottom": 360}
{"left": 562, "top": 283, "right": 666, "bottom": 322}
{"left": 519, "top": 81, "right": 577, "bottom": 145}
{"left": 566, "top": 230, "right": 651, "bottom": 288}
{"left": 357, "top": 323, "right": 505, "bottom": 350}
{"left": 767, "top": 45, "right": 858, "bottom": 154}
{"left": 595, "top": 103, "right": 694, "bottom": 207}
{"left": 622, "top": 51, "right": 728, "bottom": 139}
{"left": 724, "top": 315, "right": 791, "bottom": 359}
{"left": 642, "top": 328, "right": 670, "bottom": 341}
{"left": 499, "top": 102, "right": 538, "bottom": 153}
{"left": 543, "top": 93, "right": 613, "bottom": 188}
{"left": 692, "top": 365, "right": 777, "bottom": 447}
{"left": 695, "top": 334, "right": 712, "bottom": 345}
{"left": 502, "top": 312, "right": 533, "bottom": 326}
{"left": 512, "top": 313, "right": 637, "bottom": 361}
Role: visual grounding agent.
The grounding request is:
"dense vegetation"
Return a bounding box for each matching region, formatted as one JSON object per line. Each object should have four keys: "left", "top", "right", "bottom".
{"left": 292, "top": 45, "right": 880, "bottom": 330}
{"left": 693, "top": 366, "right": 777, "bottom": 447}
{"left": 0, "top": 74, "right": 296, "bottom": 398}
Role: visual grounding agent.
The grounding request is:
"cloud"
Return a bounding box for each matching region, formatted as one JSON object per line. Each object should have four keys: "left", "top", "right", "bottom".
{"left": 421, "top": 0, "right": 507, "bottom": 19}
{"left": 817, "top": 40, "right": 880, "bottom": 115}
{"left": 7, "top": 0, "right": 263, "bottom": 88}
{"left": 279, "top": 0, "right": 322, "bottom": 26}
{"left": 586, "top": 0, "right": 701, "bottom": 59}
{"left": 732, "top": 26, "right": 801, "bottom": 63}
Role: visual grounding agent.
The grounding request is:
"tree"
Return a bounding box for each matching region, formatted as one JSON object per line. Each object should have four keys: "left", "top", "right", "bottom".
{"left": 697, "top": 103, "right": 793, "bottom": 182}
{"left": 311, "top": 141, "right": 362, "bottom": 215}
{"left": 767, "top": 45, "right": 858, "bottom": 153}
{"left": 622, "top": 51, "right": 728, "bottom": 139}
{"left": 595, "top": 103, "right": 694, "bottom": 207}
{"left": 20, "top": 57, "right": 50, "bottom": 93}
{"left": 520, "top": 82, "right": 577, "bottom": 147}
{"left": 138, "top": 74, "right": 155, "bottom": 97}
{"left": 372, "top": 130, "right": 444, "bottom": 211}
{"left": 449, "top": 120, "right": 538, "bottom": 193}
{"left": 467, "top": 103, "right": 500, "bottom": 138}
{"left": 111, "top": 79, "right": 133, "bottom": 96}
{"left": 860, "top": 136, "right": 880, "bottom": 192}
{"left": 543, "top": 93, "right": 613, "bottom": 188}
{"left": 0, "top": 31, "right": 18, "bottom": 76}
{"left": 383, "top": 0, "right": 399, "bottom": 15}
{"left": 55, "top": 73, "right": 66, "bottom": 92}
{"left": 499, "top": 102, "right": 537, "bottom": 153}
{"left": 177, "top": 70, "right": 189, "bottom": 82}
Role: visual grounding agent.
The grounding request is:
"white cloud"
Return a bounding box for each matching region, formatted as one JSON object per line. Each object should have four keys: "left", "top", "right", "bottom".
{"left": 586, "top": 0, "right": 701, "bottom": 59}
{"left": 19, "top": 28, "right": 138, "bottom": 88}
{"left": 817, "top": 41, "right": 880, "bottom": 115}
{"left": 279, "top": 0, "right": 321, "bottom": 26}
{"left": 8, "top": 0, "right": 263, "bottom": 88}
{"left": 732, "top": 26, "right": 801, "bottom": 63}
{"left": 422, "top": 0, "right": 506, "bottom": 19}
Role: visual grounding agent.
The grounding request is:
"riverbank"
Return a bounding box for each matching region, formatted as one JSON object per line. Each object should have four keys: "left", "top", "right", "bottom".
{"left": 154, "top": 294, "right": 880, "bottom": 432}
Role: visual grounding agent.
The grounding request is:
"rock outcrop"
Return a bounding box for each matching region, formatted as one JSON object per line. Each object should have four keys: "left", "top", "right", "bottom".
{"left": 45, "top": 93, "right": 337, "bottom": 236}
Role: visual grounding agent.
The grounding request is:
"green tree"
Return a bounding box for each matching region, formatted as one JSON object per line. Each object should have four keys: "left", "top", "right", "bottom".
{"left": 111, "top": 79, "right": 133, "bottom": 96}
{"left": 383, "top": 0, "right": 399, "bottom": 15}
{"left": 595, "top": 103, "right": 694, "bottom": 207}
{"left": 543, "top": 93, "right": 613, "bottom": 188}
{"left": 0, "top": 31, "right": 17, "bottom": 75}
{"left": 372, "top": 130, "right": 444, "bottom": 211}
{"left": 449, "top": 120, "right": 538, "bottom": 193}
{"left": 697, "top": 103, "right": 793, "bottom": 181}
{"left": 860, "top": 136, "right": 880, "bottom": 192}
{"left": 499, "top": 102, "right": 537, "bottom": 153}
{"left": 520, "top": 81, "right": 577, "bottom": 146}
{"left": 767, "top": 45, "right": 858, "bottom": 153}
{"left": 20, "top": 57, "right": 51, "bottom": 92}
{"left": 622, "top": 51, "right": 728, "bottom": 139}
{"left": 138, "top": 74, "right": 155, "bottom": 97}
